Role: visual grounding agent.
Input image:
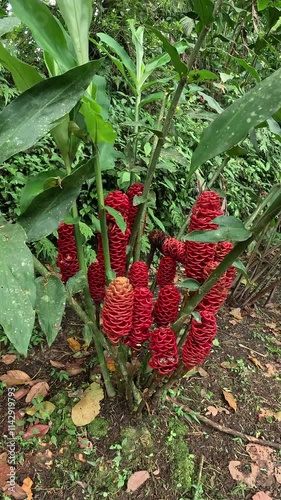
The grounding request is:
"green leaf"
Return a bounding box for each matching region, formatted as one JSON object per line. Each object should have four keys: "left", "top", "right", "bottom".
{"left": 10, "top": 0, "right": 77, "bottom": 72}
{"left": 66, "top": 270, "right": 87, "bottom": 294}
{"left": 184, "top": 215, "right": 252, "bottom": 243}
{"left": 232, "top": 259, "right": 249, "bottom": 283}
{"left": 105, "top": 206, "right": 126, "bottom": 233}
{"left": 35, "top": 275, "right": 66, "bottom": 346}
{"left": 191, "top": 68, "right": 281, "bottom": 171}
{"left": 0, "top": 61, "right": 102, "bottom": 166}
{"left": 258, "top": 0, "right": 269, "bottom": 10}
{"left": 0, "top": 41, "right": 44, "bottom": 92}
{"left": 0, "top": 16, "right": 21, "bottom": 36}
{"left": 188, "top": 69, "right": 217, "bottom": 82}
{"left": 148, "top": 28, "right": 187, "bottom": 76}
{"left": 198, "top": 92, "right": 223, "bottom": 113}
{"left": 193, "top": 0, "right": 214, "bottom": 25}
{"left": 80, "top": 98, "right": 116, "bottom": 144}
{"left": 140, "top": 92, "right": 165, "bottom": 107}
{"left": 226, "top": 145, "right": 248, "bottom": 157}
{"left": 18, "top": 160, "right": 94, "bottom": 241}
{"left": 191, "top": 311, "right": 201, "bottom": 323}
{"left": 96, "top": 32, "right": 136, "bottom": 82}
{"left": 233, "top": 58, "right": 260, "bottom": 82}
{"left": 56, "top": 0, "right": 92, "bottom": 65}
{"left": 0, "top": 216, "right": 35, "bottom": 355}
{"left": 178, "top": 279, "right": 200, "bottom": 291}
{"left": 148, "top": 207, "right": 166, "bottom": 232}
{"left": 20, "top": 169, "right": 65, "bottom": 213}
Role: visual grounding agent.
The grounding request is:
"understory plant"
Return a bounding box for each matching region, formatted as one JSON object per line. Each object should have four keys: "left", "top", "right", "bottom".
{"left": 0, "top": 0, "right": 281, "bottom": 411}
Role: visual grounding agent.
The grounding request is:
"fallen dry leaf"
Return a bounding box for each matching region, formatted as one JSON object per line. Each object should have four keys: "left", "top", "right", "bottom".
{"left": 14, "top": 387, "right": 30, "bottom": 400}
{"left": 0, "top": 370, "right": 31, "bottom": 386}
{"left": 265, "top": 322, "right": 276, "bottom": 330}
{"left": 0, "top": 455, "right": 10, "bottom": 488}
{"left": 229, "top": 308, "right": 243, "bottom": 320}
{"left": 22, "top": 477, "right": 33, "bottom": 500}
{"left": 23, "top": 424, "right": 50, "bottom": 440}
{"left": 75, "top": 453, "right": 87, "bottom": 463}
{"left": 152, "top": 468, "right": 160, "bottom": 476}
{"left": 275, "top": 466, "right": 281, "bottom": 484}
{"left": 50, "top": 359, "right": 65, "bottom": 368}
{"left": 264, "top": 363, "right": 278, "bottom": 377}
{"left": 228, "top": 460, "right": 259, "bottom": 487}
{"left": 126, "top": 471, "right": 150, "bottom": 492}
{"left": 2, "top": 483, "right": 27, "bottom": 499}
{"left": 197, "top": 367, "right": 208, "bottom": 377}
{"left": 258, "top": 408, "right": 281, "bottom": 422}
{"left": 71, "top": 382, "right": 104, "bottom": 426}
{"left": 221, "top": 361, "right": 238, "bottom": 369}
{"left": 77, "top": 437, "right": 93, "bottom": 450}
{"left": 67, "top": 337, "right": 81, "bottom": 352}
{"left": 65, "top": 362, "right": 84, "bottom": 377}
{"left": 0, "top": 354, "right": 17, "bottom": 365}
{"left": 222, "top": 390, "right": 237, "bottom": 411}
{"left": 252, "top": 492, "right": 272, "bottom": 500}
{"left": 25, "top": 381, "right": 49, "bottom": 403}
{"left": 248, "top": 356, "right": 264, "bottom": 370}
{"left": 206, "top": 405, "right": 230, "bottom": 417}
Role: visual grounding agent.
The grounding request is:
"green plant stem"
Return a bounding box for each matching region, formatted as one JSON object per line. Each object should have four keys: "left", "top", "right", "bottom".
{"left": 130, "top": 92, "right": 141, "bottom": 185}
{"left": 207, "top": 157, "right": 228, "bottom": 189}
{"left": 93, "top": 147, "right": 112, "bottom": 284}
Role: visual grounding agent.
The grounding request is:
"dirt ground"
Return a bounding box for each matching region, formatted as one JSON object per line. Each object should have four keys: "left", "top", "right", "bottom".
{"left": 0, "top": 294, "right": 281, "bottom": 500}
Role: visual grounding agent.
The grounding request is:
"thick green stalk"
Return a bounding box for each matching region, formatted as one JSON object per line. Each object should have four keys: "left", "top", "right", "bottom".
{"left": 130, "top": 92, "right": 141, "bottom": 186}
{"left": 93, "top": 147, "right": 112, "bottom": 283}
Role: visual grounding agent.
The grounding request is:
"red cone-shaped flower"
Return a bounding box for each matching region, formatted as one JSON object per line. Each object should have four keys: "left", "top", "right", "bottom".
{"left": 162, "top": 237, "right": 186, "bottom": 264}
{"left": 87, "top": 261, "right": 106, "bottom": 304}
{"left": 149, "top": 326, "right": 178, "bottom": 375}
{"left": 193, "top": 190, "right": 222, "bottom": 212}
{"left": 215, "top": 241, "right": 236, "bottom": 290}
{"left": 153, "top": 285, "right": 181, "bottom": 326}
{"left": 156, "top": 256, "right": 177, "bottom": 287}
{"left": 104, "top": 190, "right": 130, "bottom": 224}
{"left": 124, "top": 287, "right": 153, "bottom": 350}
{"left": 182, "top": 311, "right": 217, "bottom": 370}
{"left": 102, "top": 277, "right": 134, "bottom": 344}
{"left": 127, "top": 182, "right": 144, "bottom": 230}
{"left": 128, "top": 261, "right": 149, "bottom": 288}
{"left": 56, "top": 223, "right": 79, "bottom": 283}
{"left": 197, "top": 261, "right": 228, "bottom": 314}
{"left": 97, "top": 225, "right": 130, "bottom": 277}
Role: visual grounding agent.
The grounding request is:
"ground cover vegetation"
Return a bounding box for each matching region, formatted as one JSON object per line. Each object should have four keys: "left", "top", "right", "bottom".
{"left": 0, "top": 0, "right": 281, "bottom": 498}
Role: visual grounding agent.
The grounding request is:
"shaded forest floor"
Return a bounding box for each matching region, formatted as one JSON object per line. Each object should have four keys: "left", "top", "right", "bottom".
{"left": 1, "top": 296, "right": 281, "bottom": 500}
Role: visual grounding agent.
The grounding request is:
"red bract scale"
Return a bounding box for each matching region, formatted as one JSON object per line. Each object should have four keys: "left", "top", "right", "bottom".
{"left": 162, "top": 237, "right": 186, "bottom": 264}
{"left": 156, "top": 256, "right": 177, "bottom": 287}
{"left": 127, "top": 182, "right": 144, "bottom": 230}
{"left": 153, "top": 284, "right": 181, "bottom": 326}
{"left": 104, "top": 190, "right": 130, "bottom": 224}
{"left": 181, "top": 311, "right": 217, "bottom": 370}
{"left": 128, "top": 261, "right": 149, "bottom": 288}
{"left": 56, "top": 223, "right": 79, "bottom": 283}
{"left": 193, "top": 190, "right": 222, "bottom": 212}
{"left": 197, "top": 261, "right": 228, "bottom": 314}
{"left": 215, "top": 241, "right": 236, "bottom": 290}
{"left": 225, "top": 266, "right": 236, "bottom": 289}
{"left": 108, "top": 224, "right": 130, "bottom": 277}
{"left": 102, "top": 277, "right": 134, "bottom": 344}
{"left": 124, "top": 287, "right": 153, "bottom": 350}
{"left": 87, "top": 261, "right": 106, "bottom": 304}
{"left": 149, "top": 326, "right": 178, "bottom": 375}
{"left": 184, "top": 241, "right": 216, "bottom": 282}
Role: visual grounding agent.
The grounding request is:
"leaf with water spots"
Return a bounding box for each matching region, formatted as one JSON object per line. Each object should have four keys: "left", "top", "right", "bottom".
{"left": 35, "top": 275, "right": 66, "bottom": 346}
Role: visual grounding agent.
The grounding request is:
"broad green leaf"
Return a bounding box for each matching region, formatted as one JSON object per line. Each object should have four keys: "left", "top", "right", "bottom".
{"left": 233, "top": 58, "right": 260, "bottom": 82}
{"left": 0, "top": 16, "right": 21, "bottom": 36}
{"left": 80, "top": 99, "right": 116, "bottom": 144}
{"left": 96, "top": 32, "right": 136, "bottom": 82}
{"left": 0, "top": 42, "right": 44, "bottom": 92}
{"left": 0, "top": 216, "right": 35, "bottom": 355}
{"left": 226, "top": 145, "right": 248, "bottom": 157}
{"left": 198, "top": 92, "right": 223, "bottom": 113}
{"left": 188, "top": 69, "right": 218, "bottom": 82}
{"left": 20, "top": 169, "right": 65, "bottom": 213}
{"left": 35, "top": 275, "right": 66, "bottom": 346}
{"left": 178, "top": 279, "right": 200, "bottom": 291}
{"left": 232, "top": 259, "right": 249, "bottom": 283}
{"left": 184, "top": 215, "right": 252, "bottom": 242}
{"left": 258, "top": 0, "right": 269, "bottom": 10}
{"left": 193, "top": 0, "right": 214, "bottom": 25}
{"left": 10, "top": 0, "right": 77, "bottom": 72}
{"left": 66, "top": 271, "right": 87, "bottom": 295}
{"left": 0, "top": 61, "right": 102, "bottom": 165}
{"left": 148, "top": 28, "right": 187, "bottom": 76}
{"left": 57, "top": 0, "right": 92, "bottom": 65}
{"left": 140, "top": 92, "right": 165, "bottom": 107}
{"left": 191, "top": 68, "right": 281, "bottom": 171}
{"left": 105, "top": 206, "right": 126, "bottom": 233}
{"left": 18, "top": 160, "right": 94, "bottom": 241}
{"left": 51, "top": 115, "right": 70, "bottom": 159}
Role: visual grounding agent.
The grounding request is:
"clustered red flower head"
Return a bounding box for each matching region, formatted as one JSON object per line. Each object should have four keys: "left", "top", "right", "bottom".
{"left": 162, "top": 237, "right": 186, "bottom": 264}
{"left": 104, "top": 190, "right": 130, "bottom": 224}
{"left": 156, "top": 256, "right": 177, "bottom": 288}
{"left": 102, "top": 277, "right": 134, "bottom": 344}
{"left": 124, "top": 287, "right": 153, "bottom": 350}
{"left": 128, "top": 261, "right": 149, "bottom": 288}
{"left": 127, "top": 182, "right": 144, "bottom": 230}
{"left": 108, "top": 225, "right": 131, "bottom": 277}
{"left": 149, "top": 326, "right": 178, "bottom": 375}
{"left": 182, "top": 311, "right": 217, "bottom": 371}
{"left": 153, "top": 284, "right": 181, "bottom": 326}
{"left": 185, "top": 190, "right": 223, "bottom": 282}
{"left": 56, "top": 223, "right": 79, "bottom": 283}
{"left": 197, "top": 261, "right": 228, "bottom": 314}
{"left": 87, "top": 261, "right": 106, "bottom": 304}
{"left": 215, "top": 241, "right": 236, "bottom": 289}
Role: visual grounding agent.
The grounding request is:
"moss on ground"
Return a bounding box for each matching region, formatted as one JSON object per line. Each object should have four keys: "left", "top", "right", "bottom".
{"left": 167, "top": 417, "right": 195, "bottom": 493}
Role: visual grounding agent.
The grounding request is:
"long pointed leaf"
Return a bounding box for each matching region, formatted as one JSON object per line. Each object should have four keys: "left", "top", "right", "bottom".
{"left": 148, "top": 28, "right": 187, "bottom": 76}
{"left": 97, "top": 32, "right": 136, "bottom": 82}
{"left": 0, "top": 41, "right": 44, "bottom": 92}
{"left": 57, "top": 0, "right": 92, "bottom": 65}
{"left": 0, "top": 60, "right": 102, "bottom": 165}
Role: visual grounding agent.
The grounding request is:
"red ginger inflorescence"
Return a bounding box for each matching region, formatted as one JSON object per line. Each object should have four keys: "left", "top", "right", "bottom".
{"left": 124, "top": 287, "right": 153, "bottom": 350}
{"left": 97, "top": 225, "right": 130, "bottom": 277}
{"left": 126, "top": 182, "right": 144, "bottom": 230}
{"left": 128, "top": 261, "right": 149, "bottom": 288}
{"left": 153, "top": 284, "right": 181, "bottom": 326}
{"left": 196, "top": 261, "right": 228, "bottom": 314}
{"left": 56, "top": 223, "right": 79, "bottom": 283}
{"left": 104, "top": 190, "right": 130, "bottom": 224}
{"left": 149, "top": 326, "right": 178, "bottom": 375}
{"left": 102, "top": 277, "right": 134, "bottom": 344}
{"left": 215, "top": 241, "right": 236, "bottom": 289}
{"left": 87, "top": 261, "right": 106, "bottom": 304}
{"left": 156, "top": 256, "right": 177, "bottom": 288}
{"left": 162, "top": 237, "right": 186, "bottom": 264}
{"left": 185, "top": 191, "right": 223, "bottom": 282}
{"left": 181, "top": 310, "right": 217, "bottom": 371}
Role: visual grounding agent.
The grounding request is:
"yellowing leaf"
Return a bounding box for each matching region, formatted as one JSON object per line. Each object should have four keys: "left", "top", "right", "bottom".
{"left": 71, "top": 382, "right": 104, "bottom": 426}
{"left": 22, "top": 477, "right": 33, "bottom": 500}
{"left": 26, "top": 401, "right": 56, "bottom": 418}
{"left": 222, "top": 390, "right": 237, "bottom": 411}
{"left": 229, "top": 307, "right": 243, "bottom": 320}
{"left": 67, "top": 337, "right": 81, "bottom": 352}
{"left": 105, "top": 356, "right": 115, "bottom": 372}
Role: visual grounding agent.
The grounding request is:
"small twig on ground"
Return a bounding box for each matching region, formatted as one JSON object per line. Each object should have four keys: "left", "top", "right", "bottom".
{"left": 168, "top": 397, "right": 281, "bottom": 451}
{"left": 238, "top": 343, "right": 267, "bottom": 358}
